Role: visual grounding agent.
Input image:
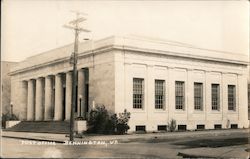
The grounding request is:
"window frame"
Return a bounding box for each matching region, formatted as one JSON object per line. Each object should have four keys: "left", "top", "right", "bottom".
{"left": 155, "top": 79, "right": 165, "bottom": 109}
{"left": 194, "top": 82, "right": 203, "bottom": 110}
{"left": 211, "top": 84, "right": 220, "bottom": 111}
{"left": 228, "top": 85, "right": 236, "bottom": 111}
{"left": 133, "top": 78, "right": 144, "bottom": 109}
{"left": 175, "top": 81, "right": 185, "bottom": 110}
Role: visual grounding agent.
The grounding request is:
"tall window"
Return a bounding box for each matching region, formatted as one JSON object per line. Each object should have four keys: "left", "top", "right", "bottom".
{"left": 228, "top": 85, "right": 236, "bottom": 111}
{"left": 133, "top": 78, "right": 144, "bottom": 109}
{"left": 211, "top": 84, "right": 220, "bottom": 110}
{"left": 194, "top": 83, "right": 203, "bottom": 110}
{"left": 175, "top": 81, "right": 185, "bottom": 110}
{"left": 155, "top": 80, "right": 165, "bottom": 109}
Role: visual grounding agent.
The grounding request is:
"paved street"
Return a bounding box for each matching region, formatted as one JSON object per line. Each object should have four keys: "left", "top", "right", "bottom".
{"left": 1, "top": 130, "right": 249, "bottom": 158}
{"left": 2, "top": 138, "right": 181, "bottom": 158}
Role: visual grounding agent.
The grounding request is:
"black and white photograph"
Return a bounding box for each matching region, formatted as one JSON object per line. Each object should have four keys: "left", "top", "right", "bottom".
{"left": 1, "top": 0, "right": 250, "bottom": 158}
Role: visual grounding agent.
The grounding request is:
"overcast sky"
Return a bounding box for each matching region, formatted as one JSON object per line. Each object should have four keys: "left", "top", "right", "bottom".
{"left": 1, "top": 0, "right": 249, "bottom": 62}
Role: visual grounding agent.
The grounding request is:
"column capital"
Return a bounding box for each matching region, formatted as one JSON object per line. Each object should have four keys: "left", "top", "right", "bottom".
{"left": 45, "top": 74, "right": 54, "bottom": 78}
{"left": 28, "top": 78, "right": 36, "bottom": 81}
{"left": 55, "top": 73, "right": 62, "bottom": 77}
{"left": 36, "top": 76, "right": 45, "bottom": 80}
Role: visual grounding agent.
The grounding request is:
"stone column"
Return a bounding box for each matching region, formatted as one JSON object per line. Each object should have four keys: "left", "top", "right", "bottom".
{"left": 20, "top": 81, "right": 28, "bottom": 120}
{"left": 27, "top": 79, "right": 35, "bottom": 121}
{"left": 65, "top": 72, "right": 72, "bottom": 120}
{"left": 54, "top": 74, "right": 63, "bottom": 121}
{"left": 78, "top": 69, "right": 86, "bottom": 117}
{"left": 35, "top": 78, "right": 44, "bottom": 121}
{"left": 44, "top": 76, "right": 53, "bottom": 120}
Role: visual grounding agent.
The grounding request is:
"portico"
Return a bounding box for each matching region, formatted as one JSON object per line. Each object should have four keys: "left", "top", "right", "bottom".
{"left": 21, "top": 68, "right": 89, "bottom": 121}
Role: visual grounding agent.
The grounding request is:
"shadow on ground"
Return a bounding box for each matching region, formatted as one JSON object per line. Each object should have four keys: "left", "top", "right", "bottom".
{"left": 173, "top": 137, "right": 249, "bottom": 148}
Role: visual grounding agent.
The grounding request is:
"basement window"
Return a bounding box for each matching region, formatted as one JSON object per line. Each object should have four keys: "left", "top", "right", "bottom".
{"left": 196, "top": 125, "right": 205, "bottom": 130}
{"left": 158, "top": 125, "right": 167, "bottom": 131}
{"left": 214, "top": 124, "right": 222, "bottom": 129}
{"left": 136, "top": 125, "right": 146, "bottom": 132}
{"left": 230, "top": 124, "right": 238, "bottom": 129}
{"left": 178, "top": 125, "right": 187, "bottom": 131}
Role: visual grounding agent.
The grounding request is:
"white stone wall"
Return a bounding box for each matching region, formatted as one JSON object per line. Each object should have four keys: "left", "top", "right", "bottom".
{"left": 114, "top": 50, "right": 249, "bottom": 132}
{"left": 1, "top": 61, "right": 16, "bottom": 115}
{"left": 10, "top": 77, "right": 27, "bottom": 120}
{"left": 88, "top": 51, "right": 115, "bottom": 113}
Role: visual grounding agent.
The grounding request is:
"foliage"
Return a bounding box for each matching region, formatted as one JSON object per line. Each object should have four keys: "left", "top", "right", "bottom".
{"left": 87, "top": 105, "right": 130, "bottom": 135}
{"left": 168, "top": 119, "right": 176, "bottom": 132}
{"left": 1, "top": 113, "right": 19, "bottom": 129}
{"left": 87, "top": 105, "right": 111, "bottom": 134}
{"left": 116, "top": 109, "right": 131, "bottom": 134}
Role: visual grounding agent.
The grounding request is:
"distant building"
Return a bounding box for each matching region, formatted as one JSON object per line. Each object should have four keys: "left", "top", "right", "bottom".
{"left": 9, "top": 35, "right": 249, "bottom": 131}
{"left": 1, "top": 61, "right": 17, "bottom": 115}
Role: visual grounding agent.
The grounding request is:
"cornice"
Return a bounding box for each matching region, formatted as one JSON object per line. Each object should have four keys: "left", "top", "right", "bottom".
{"left": 9, "top": 43, "right": 248, "bottom": 76}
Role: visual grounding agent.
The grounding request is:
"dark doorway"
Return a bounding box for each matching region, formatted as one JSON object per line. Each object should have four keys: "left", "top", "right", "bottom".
{"left": 62, "top": 87, "right": 66, "bottom": 120}
{"left": 85, "top": 84, "right": 89, "bottom": 113}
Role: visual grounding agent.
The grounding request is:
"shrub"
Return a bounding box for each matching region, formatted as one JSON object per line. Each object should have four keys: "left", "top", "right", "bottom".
{"left": 87, "top": 105, "right": 131, "bottom": 135}
{"left": 87, "top": 105, "right": 113, "bottom": 134}
{"left": 168, "top": 119, "right": 176, "bottom": 132}
{"left": 116, "top": 109, "right": 130, "bottom": 135}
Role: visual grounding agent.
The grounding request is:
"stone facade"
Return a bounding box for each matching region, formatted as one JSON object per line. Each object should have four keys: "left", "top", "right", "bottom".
{"left": 1, "top": 61, "right": 17, "bottom": 115}
{"left": 10, "top": 35, "right": 249, "bottom": 131}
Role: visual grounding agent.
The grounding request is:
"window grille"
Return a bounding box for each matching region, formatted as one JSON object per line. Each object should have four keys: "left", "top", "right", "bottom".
{"left": 175, "top": 81, "right": 185, "bottom": 110}
{"left": 133, "top": 78, "right": 144, "bottom": 109}
{"left": 212, "top": 84, "right": 220, "bottom": 110}
{"left": 155, "top": 80, "right": 165, "bottom": 109}
{"left": 228, "top": 85, "right": 236, "bottom": 111}
{"left": 194, "top": 83, "right": 203, "bottom": 110}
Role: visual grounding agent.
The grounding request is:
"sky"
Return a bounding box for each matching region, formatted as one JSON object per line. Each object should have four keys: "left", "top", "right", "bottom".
{"left": 1, "top": 0, "right": 249, "bottom": 62}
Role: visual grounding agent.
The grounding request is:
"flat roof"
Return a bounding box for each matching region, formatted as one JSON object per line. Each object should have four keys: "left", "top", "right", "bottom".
{"left": 10, "top": 35, "right": 248, "bottom": 74}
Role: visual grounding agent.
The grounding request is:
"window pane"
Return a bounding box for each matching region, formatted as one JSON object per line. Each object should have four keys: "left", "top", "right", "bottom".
{"left": 228, "top": 85, "right": 236, "bottom": 111}
{"left": 211, "top": 84, "right": 220, "bottom": 110}
{"left": 194, "top": 83, "right": 203, "bottom": 110}
{"left": 155, "top": 80, "right": 165, "bottom": 109}
{"left": 175, "top": 81, "right": 185, "bottom": 110}
{"left": 133, "top": 78, "right": 144, "bottom": 109}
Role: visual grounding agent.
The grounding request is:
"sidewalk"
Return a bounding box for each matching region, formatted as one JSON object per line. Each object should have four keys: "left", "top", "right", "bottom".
{"left": 2, "top": 128, "right": 249, "bottom": 143}
{"left": 178, "top": 146, "right": 249, "bottom": 158}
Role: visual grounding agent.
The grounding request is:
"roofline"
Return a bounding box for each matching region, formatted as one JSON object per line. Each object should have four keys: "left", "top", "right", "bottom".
{"left": 9, "top": 44, "right": 247, "bottom": 76}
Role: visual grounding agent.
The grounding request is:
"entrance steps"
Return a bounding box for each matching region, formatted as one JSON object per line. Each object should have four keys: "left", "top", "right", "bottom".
{"left": 4, "top": 121, "right": 70, "bottom": 134}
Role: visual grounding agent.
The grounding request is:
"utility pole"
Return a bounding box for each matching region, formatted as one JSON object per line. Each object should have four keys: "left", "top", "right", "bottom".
{"left": 63, "top": 11, "right": 90, "bottom": 141}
